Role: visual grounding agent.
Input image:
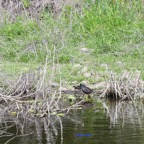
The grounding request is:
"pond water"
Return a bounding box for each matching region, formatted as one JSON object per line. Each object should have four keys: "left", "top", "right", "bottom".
{"left": 1, "top": 99, "right": 144, "bottom": 144}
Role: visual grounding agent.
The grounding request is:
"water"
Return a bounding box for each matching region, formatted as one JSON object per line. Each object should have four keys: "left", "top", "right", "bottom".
{"left": 1, "top": 99, "right": 144, "bottom": 144}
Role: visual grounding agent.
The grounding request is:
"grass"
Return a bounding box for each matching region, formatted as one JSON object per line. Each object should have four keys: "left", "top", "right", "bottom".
{"left": 0, "top": 0, "right": 144, "bottom": 85}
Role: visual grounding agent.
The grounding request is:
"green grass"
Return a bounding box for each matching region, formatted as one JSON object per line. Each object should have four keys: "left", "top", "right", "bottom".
{"left": 0, "top": 0, "right": 144, "bottom": 84}
{"left": 1, "top": 61, "right": 39, "bottom": 76}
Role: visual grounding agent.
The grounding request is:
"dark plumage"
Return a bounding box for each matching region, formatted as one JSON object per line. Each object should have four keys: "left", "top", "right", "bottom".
{"left": 79, "top": 84, "right": 93, "bottom": 94}
{"left": 73, "top": 85, "right": 81, "bottom": 90}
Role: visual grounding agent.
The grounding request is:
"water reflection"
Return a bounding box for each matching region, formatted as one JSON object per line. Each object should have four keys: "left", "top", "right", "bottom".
{"left": 1, "top": 99, "right": 144, "bottom": 144}
{"left": 103, "top": 100, "right": 144, "bottom": 126}
{"left": 58, "top": 99, "right": 144, "bottom": 144}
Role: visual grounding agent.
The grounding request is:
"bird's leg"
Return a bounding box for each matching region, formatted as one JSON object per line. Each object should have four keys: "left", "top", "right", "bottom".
{"left": 83, "top": 95, "right": 90, "bottom": 101}
{"left": 83, "top": 93, "right": 85, "bottom": 97}
{"left": 74, "top": 90, "right": 76, "bottom": 96}
{"left": 88, "top": 95, "right": 91, "bottom": 99}
{"left": 83, "top": 94, "right": 87, "bottom": 101}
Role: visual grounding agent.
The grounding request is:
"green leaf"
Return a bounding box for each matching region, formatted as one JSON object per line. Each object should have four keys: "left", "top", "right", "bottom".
{"left": 57, "top": 113, "right": 65, "bottom": 117}
{"left": 10, "top": 112, "right": 17, "bottom": 116}
{"left": 68, "top": 95, "right": 76, "bottom": 100}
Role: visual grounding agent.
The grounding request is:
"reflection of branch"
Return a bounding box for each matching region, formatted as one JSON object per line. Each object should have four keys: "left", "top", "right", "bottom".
{"left": 102, "top": 100, "right": 143, "bottom": 127}
{"left": 0, "top": 124, "right": 14, "bottom": 137}
{"left": 54, "top": 100, "right": 84, "bottom": 115}
{"left": 0, "top": 130, "right": 13, "bottom": 138}
{"left": 57, "top": 116, "right": 63, "bottom": 144}
{"left": 5, "top": 131, "right": 33, "bottom": 144}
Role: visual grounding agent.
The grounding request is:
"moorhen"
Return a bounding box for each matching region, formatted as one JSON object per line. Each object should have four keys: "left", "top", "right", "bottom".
{"left": 79, "top": 83, "right": 93, "bottom": 94}
{"left": 73, "top": 85, "right": 81, "bottom": 90}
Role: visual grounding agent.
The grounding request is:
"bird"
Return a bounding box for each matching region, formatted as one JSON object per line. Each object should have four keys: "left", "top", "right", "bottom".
{"left": 73, "top": 85, "right": 82, "bottom": 96}
{"left": 73, "top": 85, "right": 81, "bottom": 90}
{"left": 79, "top": 83, "right": 93, "bottom": 94}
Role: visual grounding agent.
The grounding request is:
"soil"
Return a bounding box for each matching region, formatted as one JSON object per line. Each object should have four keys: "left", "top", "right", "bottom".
{"left": 0, "top": 0, "right": 81, "bottom": 20}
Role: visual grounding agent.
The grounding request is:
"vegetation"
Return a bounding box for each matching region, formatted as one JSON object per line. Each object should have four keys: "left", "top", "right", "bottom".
{"left": 0, "top": 1, "right": 144, "bottom": 143}
{"left": 0, "top": 0, "right": 144, "bottom": 85}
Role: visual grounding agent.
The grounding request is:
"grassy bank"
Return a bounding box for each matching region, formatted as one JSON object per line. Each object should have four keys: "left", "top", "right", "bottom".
{"left": 0, "top": 1, "right": 144, "bottom": 142}
{"left": 0, "top": 0, "right": 144, "bottom": 85}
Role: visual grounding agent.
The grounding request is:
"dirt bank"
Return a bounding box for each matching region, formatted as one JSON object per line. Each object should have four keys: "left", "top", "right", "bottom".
{"left": 0, "top": 0, "right": 80, "bottom": 20}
